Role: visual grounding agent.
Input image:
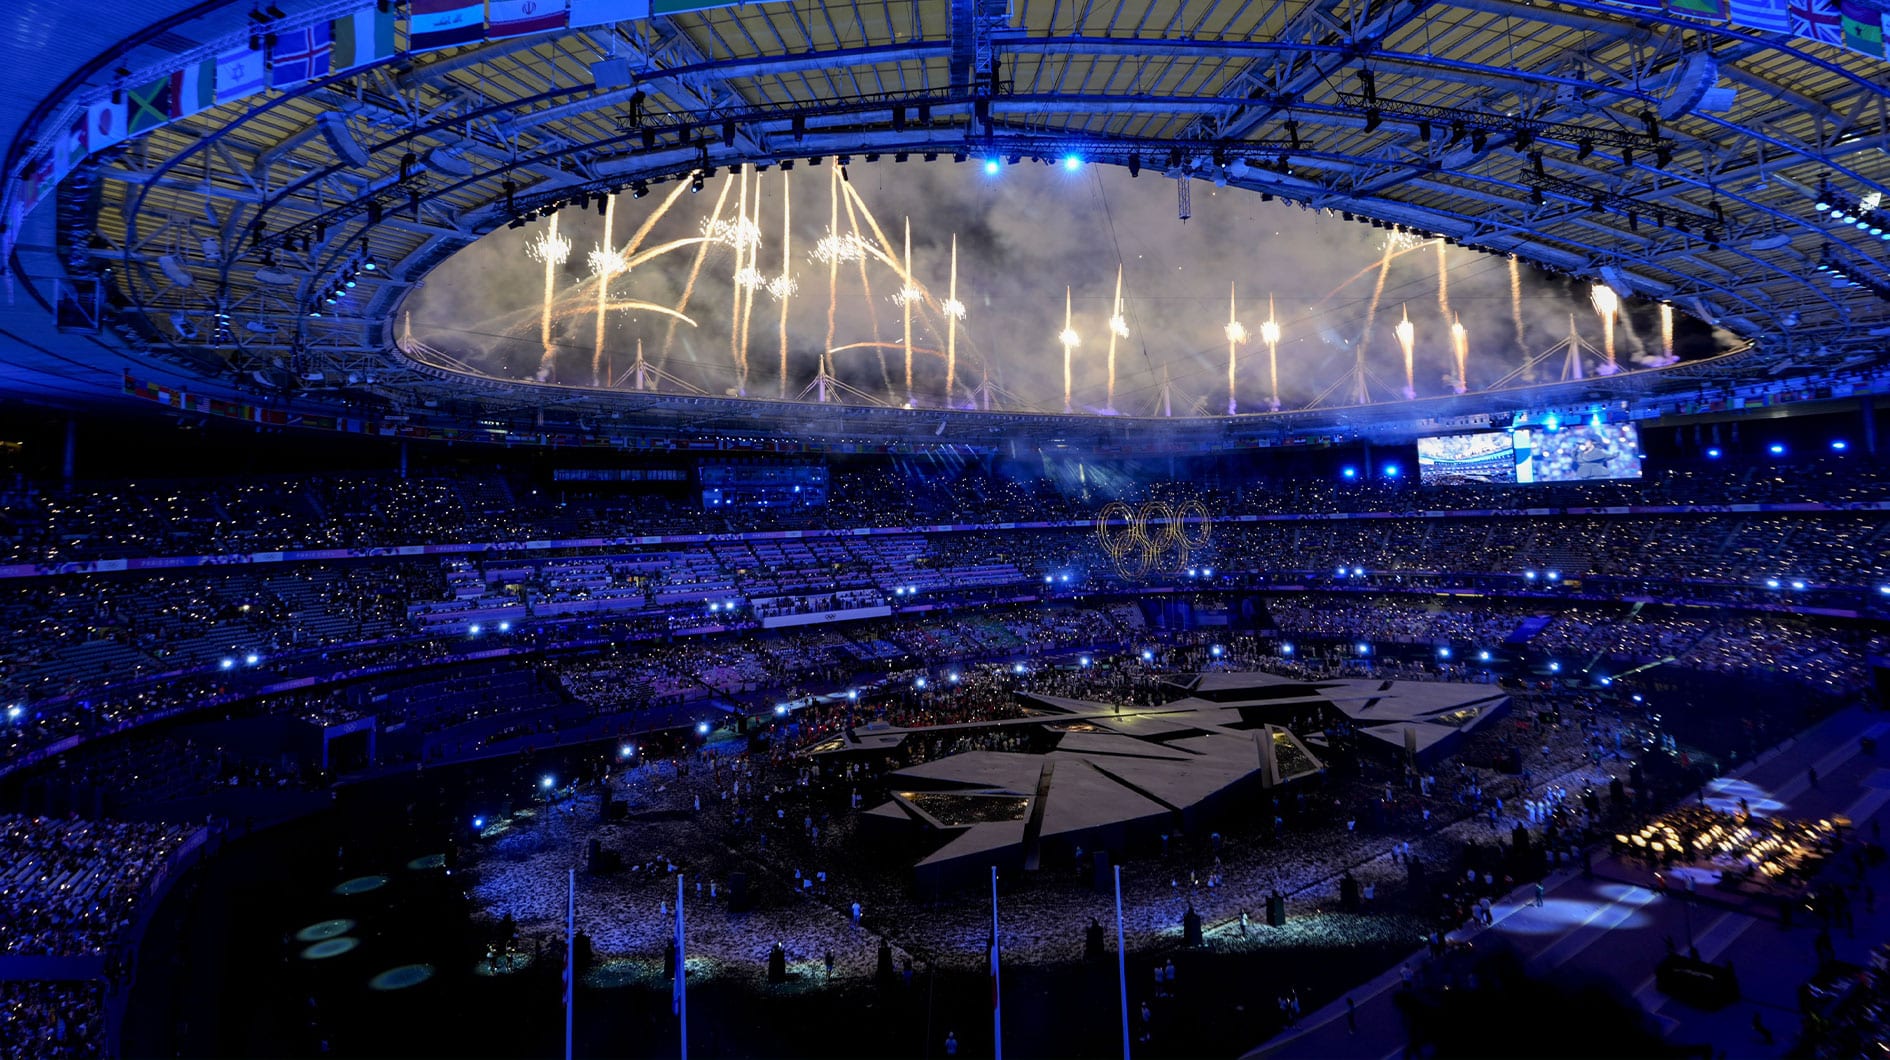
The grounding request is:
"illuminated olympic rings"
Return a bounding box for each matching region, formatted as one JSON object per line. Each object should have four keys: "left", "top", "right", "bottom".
{"left": 1092, "top": 500, "right": 1213, "bottom": 579}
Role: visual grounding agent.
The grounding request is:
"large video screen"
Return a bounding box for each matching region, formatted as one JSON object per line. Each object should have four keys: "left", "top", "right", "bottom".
{"left": 1515, "top": 422, "right": 1643, "bottom": 483}
{"left": 1417, "top": 432, "right": 1518, "bottom": 485}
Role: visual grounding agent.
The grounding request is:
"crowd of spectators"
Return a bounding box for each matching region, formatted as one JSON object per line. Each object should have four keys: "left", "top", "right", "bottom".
{"left": 0, "top": 815, "right": 199, "bottom": 958}
{"left": 0, "top": 981, "right": 104, "bottom": 1059}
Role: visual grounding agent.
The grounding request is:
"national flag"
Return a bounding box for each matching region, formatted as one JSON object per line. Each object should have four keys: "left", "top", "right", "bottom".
{"left": 569, "top": 0, "right": 650, "bottom": 27}
{"left": 1841, "top": 0, "right": 1886, "bottom": 52}
{"left": 1789, "top": 0, "right": 1845, "bottom": 40}
{"left": 489, "top": 0, "right": 568, "bottom": 39}
{"left": 1667, "top": 0, "right": 1729, "bottom": 17}
{"left": 332, "top": 6, "right": 397, "bottom": 72}
{"left": 170, "top": 59, "right": 217, "bottom": 118}
{"left": 18, "top": 153, "right": 53, "bottom": 213}
{"left": 270, "top": 23, "right": 333, "bottom": 89}
{"left": 216, "top": 45, "right": 266, "bottom": 104}
{"left": 126, "top": 76, "right": 173, "bottom": 135}
{"left": 409, "top": 0, "right": 485, "bottom": 52}
{"left": 650, "top": 0, "right": 741, "bottom": 13}
{"left": 671, "top": 883, "right": 685, "bottom": 1016}
{"left": 51, "top": 114, "right": 87, "bottom": 184}
{"left": 1727, "top": 0, "right": 1793, "bottom": 32}
{"left": 87, "top": 98, "right": 128, "bottom": 153}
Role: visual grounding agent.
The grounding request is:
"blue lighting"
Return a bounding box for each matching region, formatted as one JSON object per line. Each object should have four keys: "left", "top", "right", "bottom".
{"left": 1062, "top": 154, "right": 1083, "bottom": 170}
{"left": 621, "top": 742, "right": 636, "bottom": 756}
{"left": 1546, "top": 571, "right": 1560, "bottom": 581}
{"left": 1012, "top": 663, "right": 1026, "bottom": 674}
{"left": 915, "top": 676, "right": 927, "bottom": 688}
{"left": 245, "top": 653, "right": 260, "bottom": 666}
{"left": 1336, "top": 565, "right": 1349, "bottom": 577}
{"left": 1210, "top": 645, "right": 1224, "bottom": 657}
{"left": 472, "top": 816, "right": 485, "bottom": 830}
{"left": 1203, "top": 567, "right": 1213, "bottom": 577}
{"left": 1079, "top": 656, "right": 1092, "bottom": 667}
{"left": 1705, "top": 447, "right": 1722, "bottom": 459}
{"left": 1879, "top": 585, "right": 1890, "bottom": 595}
{"left": 469, "top": 624, "right": 482, "bottom": 635}
{"left": 1340, "top": 466, "right": 1358, "bottom": 480}
{"left": 1791, "top": 579, "right": 1807, "bottom": 590}
{"left": 1831, "top": 439, "right": 1848, "bottom": 451}
{"left": 1437, "top": 646, "right": 1452, "bottom": 659}
{"left": 220, "top": 657, "right": 234, "bottom": 670}
{"left": 696, "top": 721, "right": 710, "bottom": 735}
{"left": 498, "top": 620, "right": 511, "bottom": 632}
{"left": 1597, "top": 676, "right": 1613, "bottom": 686}
{"left": 1356, "top": 642, "right": 1371, "bottom": 655}
{"left": 1382, "top": 463, "right": 1401, "bottom": 479}
{"left": 1548, "top": 661, "right": 1561, "bottom": 673}
{"left": 6, "top": 705, "right": 22, "bottom": 720}
{"left": 774, "top": 703, "right": 788, "bottom": 716}
{"left": 1281, "top": 643, "right": 1294, "bottom": 655}
{"left": 1544, "top": 414, "right": 1561, "bottom": 432}
{"left": 1765, "top": 578, "right": 1781, "bottom": 589}
{"left": 984, "top": 158, "right": 1001, "bottom": 175}
{"left": 949, "top": 671, "right": 961, "bottom": 683}
{"left": 1478, "top": 650, "right": 1491, "bottom": 662}
{"left": 1141, "top": 650, "right": 1154, "bottom": 661}
{"left": 1524, "top": 570, "right": 1538, "bottom": 581}
{"left": 1352, "top": 566, "right": 1365, "bottom": 577}
{"left": 847, "top": 689, "right": 858, "bottom": 701}
{"left": 1768, "top": 443, "right": 1786, "bottom": 456}
{"left": 540, "top": 775, "right": 555, "bottom": 789}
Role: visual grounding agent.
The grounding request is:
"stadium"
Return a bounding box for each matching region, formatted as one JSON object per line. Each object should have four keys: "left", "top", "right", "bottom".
{"left": 1, "top": 0, "right": 1889, "bottom": 1057}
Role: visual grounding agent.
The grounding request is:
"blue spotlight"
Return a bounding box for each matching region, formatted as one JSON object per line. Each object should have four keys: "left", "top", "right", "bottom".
{"left": 540, "top": 775, "right": 555, "bottom": 790}
{"left": 1062, "top": 154, "right": 1083, "bottom": 170}
{"left": 1705, "top": 447, "right": 1722, "bottom": 458}
{"left": 1341, "top": 466, "right": 1358, "bottom": 480}
{"left": 1437, "top": 646, "right": 1452, "bottom": 659}
{"left": 220, "top": 657, "right": 235, "bottom": 670}
{"left": 1356, "top": 642, "right": 1371, "bottom": 655}
{"left": 696, "top": 721, "right": 711, "bottom": 735}
{"left": 1548, "top": 661, "right": 1561, "bottom": 673}
{"left": 1281, "top": 643, "right": 1294, "bottom": 655}
{"left": 984, "top": 158, "right": 1001, "bottom": 175}
{"left": 1768, "top": 443, "right": 1786, "bottom": 456}
{"left": 1478, "top": 650, "right": 1491, "bottom": 662}
{"left": 1382, "top": 463, "right": 1401, "bottom": 479}
{"left": 1210, "top": 644, "right": 1224, "bottom": 658}
{"left": 1831, "top": 439, "right": 1848, "bottom": 451}
{"left": 469, "top": 624, "right": 482, "bottom": 635}
{"left": 1765, "top": 578, "right": 1781, "bottom": 589}
{"left": 1079, "top": 656, "right": 1092, "bottom": 667}
{"left": 498, "top": 620, "right": 511, "bottom": 632}
{"left": 245, "top": 653, "right": 260, "bottom": 666}
{"left": 472, "top": 816, "right": 485, "bottom": 830}
{"left": 1791, "top": 579, "right": 1807, "bottom": 590}
{"left": 915, "top": 676, "right": 927, "bottom": 689}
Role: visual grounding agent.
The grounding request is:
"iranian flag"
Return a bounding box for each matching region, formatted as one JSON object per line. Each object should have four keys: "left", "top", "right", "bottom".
{"left": 489, "top": 0, "right": 569, "bottom": 38}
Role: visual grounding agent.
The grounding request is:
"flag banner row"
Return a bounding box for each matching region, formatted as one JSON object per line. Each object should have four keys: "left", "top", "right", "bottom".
{"left": 1592, "top": 0, "right": 1889, "bottom": 55}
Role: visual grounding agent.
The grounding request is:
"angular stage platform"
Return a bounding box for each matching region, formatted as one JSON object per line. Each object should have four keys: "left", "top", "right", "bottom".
{"left": 839, "top": 672, "right": 1508, "bottom": 890}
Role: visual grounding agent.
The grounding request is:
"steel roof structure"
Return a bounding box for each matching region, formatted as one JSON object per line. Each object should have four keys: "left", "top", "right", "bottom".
{"left": 4, "top": 0, "right": 1890, "bottom": 445}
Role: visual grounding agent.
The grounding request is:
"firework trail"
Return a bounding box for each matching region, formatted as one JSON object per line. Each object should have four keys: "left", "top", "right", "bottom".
{"left": 1356, "top": 239, "right": 1396, "bottom": 402}
{"left": 729, "top": 164, "right": 749, "bottom": 392}
{"left": 840, "top": 184, "right": 893, "bottom": 394}
{"left": 825, "top": 167, "right": 840, "bottom": 360}
{"left": 1591, "top": 284, "right": 1620, "bottom": 374}
{"left": 590, "top": 194, "right": 617, "bottom": 385}
{"left": 738, "top": 179, "right": 761, "bottom": 394}
{"left": 1225, "top": 284, "right": 1247, "bottom": 415}
{"left": 662, "top": 174, "right": 734, "bottom": 368}
{"left": 529, "top": 213, "right": 571, "bottom": 381}
{"left": 1061, "top": 286, "right": 1079, "bottom": 413}
{"left": 777, "top": 168, "right": 792, "bottom": 397}
{"left": 1262, "top": 295, "right": 1281, "bottom": 411}
{"left": 1396, "top": 305, "right": 1416, "bottom": 399}
{"left": 1660, "top": 301, "right": 1674, "bottom": 363}
{"left": 1105, "top": 264, "right": 1124, "bottom": 413}
{"left": 1508, "top": 254, "right": 1529, "bottom": 379}
{"left": 903, "top": 216, "right": 914, "bottom": 403}
{"left": 1436, "top": 239, "right": 1452, "bottom": 325}
{"left": 1451, "top": 315, "right": 1468, "bottom": 393}
{"left": 945, "top": 235, "right": 962, "bottom": 406}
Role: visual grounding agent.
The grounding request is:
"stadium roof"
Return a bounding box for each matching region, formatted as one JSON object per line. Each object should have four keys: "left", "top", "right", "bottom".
{"left": 3, "top": 0, "right": 1889, "bottom": 443}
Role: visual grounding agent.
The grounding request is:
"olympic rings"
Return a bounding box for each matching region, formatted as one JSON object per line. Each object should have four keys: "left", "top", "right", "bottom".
{"left": 1092, "top": 500, "right": 1214, "bottom": 579}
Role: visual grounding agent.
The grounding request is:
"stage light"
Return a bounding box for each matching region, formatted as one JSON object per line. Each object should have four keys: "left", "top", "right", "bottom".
{"left": 1340, "top": 466, "right": 1358, "bottom": 480}
{"left": 1765, "top": 578, "right": 1782, "bottom": 589}
{"left": 1281, "top": 643, "right": 1294, "bottom": 655}
{"left": 1203, "top": 567, "right": 1213, "bottom": 577}
{"left": 245, "top": 653, "right": 260, "bottom": 666}
{"left": 915, "top": 676, "right": 926, "bottom": 688}
{"left": 1705, "top": 447, "right": 1722, "bottom": 458}
{"left": 774, "top": 703, "right": 789, "bottom": 716}
{"left": 1544, "top": 414, "right": 1561, "bottom": 431}
{"left": 949, "top": 671, "right": 961, "bottom": 683}
{"left": 1356, "top": 643, "right": 1371, "bottom": 655}
{"left": 1062, "top": 154, "right": 1083, "bottom": 170}
{"left": 1211, "top": 645, "right": 1224, "bottom": 657}
{"left": 696, "top": 721, "right": 710, "bottom": 735}
{"left": 1013, "top": 663, "right": 1026, "bottom": 674}
{"left": 1768, "top": 443, "right": 1786, "bottom": 456}
{"left": 498, "top": 621, "right": 511, "bottom": 632}
{"left": 1632, "top": 694, "right": 1644, "bottom": 703}
{"left": 1597, "top": 676, "right": 1612, "bottom": 686}
{"left": 1059, "top": 573, "right": 1070, "bottom": 583}
{"left": 1548, "top": 661, "right": 1561, "bottom": 673}
{"left": 1879, "top": 585, "right": 1890, "bottom": 595}
{"left": 5, "top": 705, "right": 20, "bottom": 720}
{"left": 1831, "top": 439, "right": 1848, "bottom": 450}
{"left": 472, "top": 816, "right": 485, "bottom": 829}
{"left": 1437, "top": 647, "right": 1451, "bottom": 659}
{"left": 847, "top": 689, "right": 858, "bottom": 701}
{"left": 469, "top": 623, "right": 482, "bottom": 635}
{"left": 1336, "top": 565, "right": 1349, "bottom": 577}
{"left": 1079, "top": 656, "right": 1092, "bottom": 667}
{"left": 1524, "top": 570, "right": 1538, "bottom": 580}
{"left": 1352, "top": 566, "right": 1364, "bottom": 577}
{"left": 1791, "top": 579, "right": 1807, "bottom": 590}
{"left": 1142, "top": 650, "right": 1154, "bottom": 661}
{"left": 541, "top": 775, "right": 555, "bottom": 789}
{"left": 621, "top": 742, "right": 636, "bottom": 756}
{"left": 1546, "top": 570, "right": 1560, "bottom": 581}
{"left": 1382, "top": 463, "right": 1400, "bottom": 478}
{"left": 1478, "top": 650, "right": 1491, "bottom": 662}
{"left": 220, "top": 657, "right": 235, "bottom": 670}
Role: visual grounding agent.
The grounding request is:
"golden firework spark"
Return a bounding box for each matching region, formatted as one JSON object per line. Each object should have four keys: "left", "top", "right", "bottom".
{"left": 1395, "top": 305, "right": 1416, "bottom": 399}
{"left": 811, "top": 229, "right": 866, "bottom": 265}
{"left": 525, "top": 223, "right": 572, "bottom": 265}
{"left": 1261, "top": 297, "right": 1281, "bottom": 411}
{"left": 1591, "top": 283, "right": 1620, "bottom": 374}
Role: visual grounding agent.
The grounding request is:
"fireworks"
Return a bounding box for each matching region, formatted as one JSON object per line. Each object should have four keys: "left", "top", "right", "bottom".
{"left": 1224, "top": 320, "right": 1249, "bottom": 345}
{"left": 1261, "top": 305, "right": 1280, "bottom": 413}
{"left": 1059, "top": 326, "right": 1081, "bottom": 348}
{"left": 700, "top": 215, "right": 761, "bottom": 252}
{"left": 1379, "top": 228, "right": 1426, "bottom": 253}
{"left": 942, "top": 297, "right": 966, "bottom": 320}
{"left": 766, "top": 273, "right": 798, "bottom": 300}
{"left": 1660, "top": 301, "right": 1675, "bottom": 363}
{"left": 1450, "top": 315, "right": 1469, "bottom": 394}
{"left": 587, "top": 245, "right": 627, "bottom": 278}
{"left": 1395, "top": 305, "right": 1416, "bottom": 400}
{"left": 1109, "top": 314, "right": 1129, "bottom": 338}
{"left": 1061, "top": 287, "right": 1078, "bottom": 413}
{"left": 1591, "top": 283, "right": 1620, "bottom": 374}
{"left": 1105, "top": 264, "right": 1126, "bottom": 413}
{"left": 526, "top": 225, "right": 572, "bottom": 265}
{"left": 892, "top": 283, "right": 925, "bottom": 306}
{"left": 1226, "top": 283, "right": 1242, "bottom": 415}
{"left": 735, "top": 265, "right": 764, "bottom": 289}
{"left": 811, "top": 229, "right": 865, "bottom": 264}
